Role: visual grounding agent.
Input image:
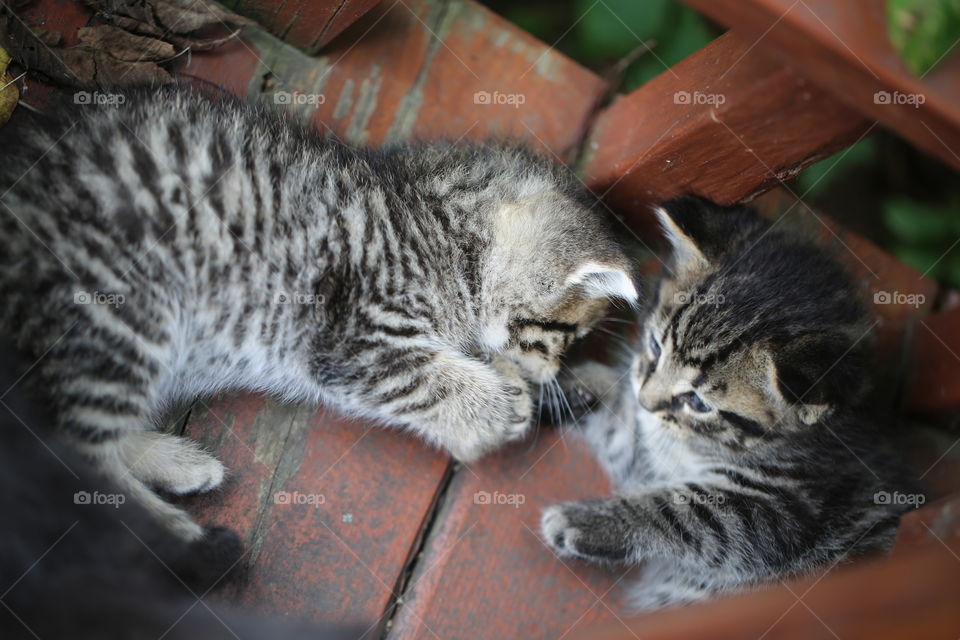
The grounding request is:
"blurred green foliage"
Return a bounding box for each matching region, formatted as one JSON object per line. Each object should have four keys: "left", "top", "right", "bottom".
{"left": 795, "top": 136, "right": 960, "bottom": 286}
{"left": 887, "top": 0, "right": 960, "bottom": 75}
{"left": 483, "top": 0, "right": 960, "bottom": 288}
{"left": 486, "top": 0, "right": 717, "bottom": 92}
{"left": 884, "top": 197, "right": 960, "bottom": 284}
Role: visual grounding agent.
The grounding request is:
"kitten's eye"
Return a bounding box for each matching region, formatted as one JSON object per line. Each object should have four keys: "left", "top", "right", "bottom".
{"left": 648, "top": 334, "right": 662, "bottom": 361}
{"left": 679, "top": 391, "right": 711, "bottom": 413}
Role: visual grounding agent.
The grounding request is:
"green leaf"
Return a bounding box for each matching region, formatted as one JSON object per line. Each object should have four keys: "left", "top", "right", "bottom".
{"left": 894, "top": 245, "right": 946, "bottom": 276}
{"left": 884, "top": 198, "right": 957, "bottom": 243}
{"left": 574, "top": 0, "right": 671, "bottom": 61}
{"left": 887, "top": 0, "right": 960, "bottom": 76}
{"left": 620, "top": 6, "right": 715, "bottom": 91}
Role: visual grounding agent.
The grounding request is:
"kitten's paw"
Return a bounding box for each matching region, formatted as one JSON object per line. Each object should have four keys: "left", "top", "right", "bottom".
{"left": 541, "top": 500, "right": 632, "bottom": 562}
{"left": 121, "top": 431, "right": 226, "bottom": 495}
{"left": 491, "top": 355, "right": 533, "bottom": 439}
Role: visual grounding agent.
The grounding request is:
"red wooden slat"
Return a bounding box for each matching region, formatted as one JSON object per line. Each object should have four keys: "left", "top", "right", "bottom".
{"left": 905, "top": 306, "right": 960, "bottom": 413}
{"left": 232, "top": 0, "right": 381, "bottom": 53}
{"left": 182, "top": 395, "right": 449, "bottom": 633}
{"left": 388, "top": 430, "right": 626, "bottom": 640}
{"left": 683, "top": 0, "right": 960, "bottom": 172}
{"left": 174, "top": 0, "right": 606, "bottom": 159}
{"left": 894, "top": 494, "right": 960, "bottom": 554}
{"left": 583, "top": 31, "right": 869, "bottom": 218}
{"left": 572, "top": 544, "right": 960, "bottom": 640}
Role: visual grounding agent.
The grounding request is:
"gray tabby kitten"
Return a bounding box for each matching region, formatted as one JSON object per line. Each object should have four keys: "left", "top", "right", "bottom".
{"left": 542, "top": 196, "right": 916, "bottom": 609}
{"left": 0, "top": 86, "right": 637, "bottom": 540}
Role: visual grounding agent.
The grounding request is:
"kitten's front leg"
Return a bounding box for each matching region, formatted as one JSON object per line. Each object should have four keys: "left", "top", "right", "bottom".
{"left": 541, "top": 497, "right": 636, "bottom": 561}
{"left": 542, "top": 487, "right": 734, "bottom": 564}
{"left": 372, "top": 348, "right": 534, "bottom": 461}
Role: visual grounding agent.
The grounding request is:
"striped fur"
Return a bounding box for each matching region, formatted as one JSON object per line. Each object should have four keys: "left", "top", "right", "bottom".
{"left": 0, "top": 86, "right": 636, "bottom": 539}
{"left": 542, "top": 197, "right": 918, "bottom": 609}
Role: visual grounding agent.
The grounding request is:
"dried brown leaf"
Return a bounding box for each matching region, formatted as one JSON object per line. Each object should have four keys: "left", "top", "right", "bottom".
{"left": 1, "top": 0, "right": 252, "bottom": 90}
{"left": 0, "top": 46, "right": 19, "bottom": 126}
{"left": 83, "top": 0, "right": 254, "bottom": 34}
{"left": 90, "top": 51, "right": 171, "bottom": 84}
{"left": 151, "top": 0, "right": 255, "bottom": 33}
{"left": 78, "top": 25, "right": 175, "bottom": 62}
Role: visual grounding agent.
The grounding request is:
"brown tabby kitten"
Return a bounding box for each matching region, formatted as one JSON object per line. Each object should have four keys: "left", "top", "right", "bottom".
{"left": 0, "top": 86, "right": 637, "bottom": 539}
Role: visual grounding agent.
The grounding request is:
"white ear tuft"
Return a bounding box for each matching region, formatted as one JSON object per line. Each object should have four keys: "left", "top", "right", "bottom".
{"left": 653, "top": 206, "right": 709, "bottom": 274}
{"left": 568, "top": 262, "right": 638, "bottom": 302}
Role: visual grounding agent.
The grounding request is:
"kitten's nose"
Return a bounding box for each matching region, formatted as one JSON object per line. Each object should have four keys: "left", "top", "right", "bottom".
{"left": 636, "top": 390, "right": 656, "bottom": 412}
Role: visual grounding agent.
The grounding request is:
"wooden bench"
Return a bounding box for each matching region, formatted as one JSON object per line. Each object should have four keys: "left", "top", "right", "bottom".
{"left": 11, "top": 0, "right": 960, "bottom": 637}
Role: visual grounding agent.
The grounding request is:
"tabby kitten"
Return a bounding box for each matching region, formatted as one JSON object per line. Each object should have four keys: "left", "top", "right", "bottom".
{"left": 0, "top": 86, "right": 636, "bottom": 540}
{"left": 542, "top": 196, "right": 917, "bottom": 609}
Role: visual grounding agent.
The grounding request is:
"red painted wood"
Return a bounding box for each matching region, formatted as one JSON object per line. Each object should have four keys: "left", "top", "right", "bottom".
{"left": 164, "top": 0, "right": 605, "bottom": 159}
{"left": 905, "top": 307, "right": 960, "bottom": 413}
{"left": 572, "top": 545, "right": 960, "bottom": 640}
{"left": 173, "top": 31, "right": 263, "bottom": 98}
{"left": 298, "top": 0, "right": 606, "bottom": 158}
{"left": 684, "top": 0, "right": 960, "bottom": 172}
{"left": 17, "top": 0, "right": 90, "bottom": 46}
{"left": 232, "top": 0, "right": 381, "bottom": 53}
{"left": 182, "top": 394, "right": 449, "bottom": 633}
{"left": 583, "top": 31, "right": 869, "bottom": 218}
{"left": 894, "top": 494, "right": 960, "bottom": 553}
{"left": 389, "top": 429, "right": 627, "bottom": 640}
{"left": 901, "top": 427, "right": 960, "bottom": 502}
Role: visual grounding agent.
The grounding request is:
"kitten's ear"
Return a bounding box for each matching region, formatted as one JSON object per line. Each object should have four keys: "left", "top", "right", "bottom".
{"left": 758, "top": 333, "right": 868, "bottom": 425}
{"left": 567, "top": 262, "right": 638, "bottom": 303}
{"left": 655, "top": 195, "right": 752, "bottom": 276}
{"left": 653, "top": 202, "right": 710, "bottom": 276}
